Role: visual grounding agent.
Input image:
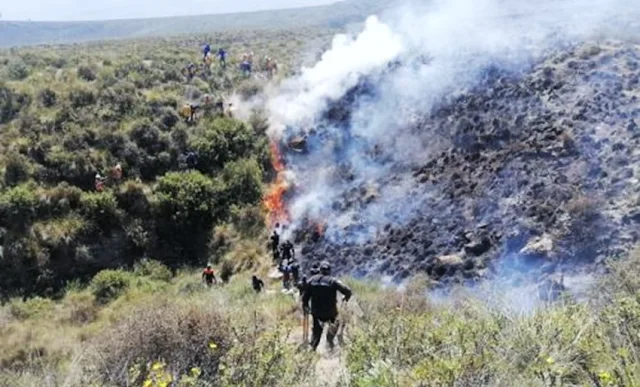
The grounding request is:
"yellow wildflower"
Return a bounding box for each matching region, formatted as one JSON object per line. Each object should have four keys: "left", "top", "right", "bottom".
{"left": 209, "top": 342, "right": 218, "bottom": 350}
{"left": 598, "top": 371, "right": 612, "bottom": 383}
{"left": 151, "top": 362, "right": 164, "bottom": 371}
{"left": 545, "top": 356, "right": 555, "bottom": 365}
{"left": 143, "top": 380, "right": 153, "bottom": 387}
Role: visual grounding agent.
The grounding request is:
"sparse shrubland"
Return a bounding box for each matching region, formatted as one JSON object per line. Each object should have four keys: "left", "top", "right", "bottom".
{"left": 0, "top": 30, "right": 329, "bottom": 300}
{"left": 1, "top": 18, "right": 640, "bottom": 387}
{"left": 0, "top": 248, "right": 639, "bottom": 386}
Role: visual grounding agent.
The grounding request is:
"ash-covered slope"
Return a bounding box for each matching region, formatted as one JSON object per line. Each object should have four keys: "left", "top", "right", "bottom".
{"left": 261, "top": 1, "right": 640, "bottom": 287}
{"left": 288, "top": 42, "right": 639, "bottom": 285}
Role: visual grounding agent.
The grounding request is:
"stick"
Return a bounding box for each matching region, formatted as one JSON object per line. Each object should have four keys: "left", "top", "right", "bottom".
{"left": 302, "top": 311, "right": 309, "bottom": 344}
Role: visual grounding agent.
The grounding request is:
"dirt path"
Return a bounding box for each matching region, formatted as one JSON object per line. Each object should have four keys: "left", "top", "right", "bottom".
{"left": 288, "top": 325, "right": 347, "bottom": 387}
{"left": 289, "top": 301, "right": 364, "bottom": 386}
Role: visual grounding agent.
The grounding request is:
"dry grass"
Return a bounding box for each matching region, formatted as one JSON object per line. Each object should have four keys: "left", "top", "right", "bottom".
{"left": 0, "top": 247, "right": 639, "bottom": 386}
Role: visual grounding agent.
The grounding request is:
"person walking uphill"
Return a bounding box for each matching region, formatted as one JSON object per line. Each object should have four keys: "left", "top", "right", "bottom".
{"left": 252, "top": 275, "right": 265, "bottom": 293}
{"left": 202, "top": 265, "right": 218, "bottom": 287}
{"left": 302, "top": 261, "right": 352, "bottom": 351}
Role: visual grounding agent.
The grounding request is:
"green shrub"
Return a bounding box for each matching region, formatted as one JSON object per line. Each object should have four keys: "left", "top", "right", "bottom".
{"left": 221, "top": 158, "right": 263, "bottom": 206}
{"left": 0, "top": 84, "right": 29, "bottom": 124}
{"left": 0, "top": 184, "right": 39, "bottom": 230}
{"left": 190, "top": 118, "right": 258, "bottom": 174}
{"left": 80, "top": 191, "right": 121, "bottom": 230}
{"left": 69, "top": 87, "right": 96, "bottom": 108}
{"left": 90, "top": 269, "right": 131, "bottom": 303}
{"left": 9, "top": 296, "right": 55, "bottom": 320}
{"left": 229, "top": 205, "right": 265, "bottom": 237}
{"left": 218, "top": 325, "right": 316, "bottom": 387}
{"left": 77, "top": 65, "right": 97, "bottom": 81}
{"left": 116, "top": 180, "right": 151, "bottom": 216}
{"left": 38, "top": 88, "right": 57, "bottom": 107}
{"left": 7, "top": 59, "right": 29, "bottom": 80}
{"left": 155, "top": 171, "right": 224, "bottom": 227}
{"left": 134, "top": 258, "right": 172, "bottom": 282}
{"left": 38, "top": 183, "right": 83, "bottom": 217}
{"left": 4, "top": 153, "right": 31, "bottom": 187}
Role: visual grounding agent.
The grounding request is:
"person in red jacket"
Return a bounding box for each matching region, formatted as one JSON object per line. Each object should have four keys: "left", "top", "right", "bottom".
{"left": 202, "top": 265, "right": 218, "bottom": 287}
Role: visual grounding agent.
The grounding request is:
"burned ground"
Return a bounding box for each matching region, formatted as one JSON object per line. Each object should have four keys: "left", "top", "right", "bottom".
{"left": 285, "top": 41, "right": 640, "bottom": 286}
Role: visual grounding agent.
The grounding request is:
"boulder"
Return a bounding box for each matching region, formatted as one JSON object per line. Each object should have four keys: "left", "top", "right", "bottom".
{"left": 520, "top": 234, "right": 555, "bottom": 259}
{"left": 435, "top": 254, "right": 464, "bottom": 266}
{"left": 464, "top": 237, "right": 492, "bottom": 256}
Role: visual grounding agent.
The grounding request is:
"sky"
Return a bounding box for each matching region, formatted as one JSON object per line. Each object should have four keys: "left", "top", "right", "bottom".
{"left": 0, "top": 0, "right": 341, "bottom": 21}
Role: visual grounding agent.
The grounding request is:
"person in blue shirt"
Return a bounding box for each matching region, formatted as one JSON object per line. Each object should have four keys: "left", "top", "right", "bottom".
{"left": 203, "top": 44, "right": 211, "bottom": 59}
{"left": 217, "top": 48, "right": 227, "bottom": 68}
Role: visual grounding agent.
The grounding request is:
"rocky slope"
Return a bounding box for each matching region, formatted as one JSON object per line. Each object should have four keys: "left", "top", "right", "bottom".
{"left": 286, "top": 41, "right": 640, "bottom": 287}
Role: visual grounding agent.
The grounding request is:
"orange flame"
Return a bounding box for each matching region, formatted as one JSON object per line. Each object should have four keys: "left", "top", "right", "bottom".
{"left": 269, "top": 141, "right": 285, "bottom": 172}
{"left": 263, "top": 141, "right": 290, "bottom": 227}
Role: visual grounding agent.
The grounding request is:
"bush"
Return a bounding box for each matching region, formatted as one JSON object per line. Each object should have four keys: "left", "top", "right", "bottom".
{"left": 116, "top": 180, "right": 151, "bottom": 216}
{"left": 190, "top": 118, "right": 257, "bottom": 174}
{"left": 0, "top": 84, "right": 29, "bottom": 124}
{"left": 7, "top": 59, "right": 29, "bottom": 80}
{"left": 80, "top": 191, "right": 121, "bottom": 230}
{"left": 38, "top": 88, "right": 57, "bottom": 107}
{"left": 9, "top": 296, "right": 55, "bottom": 320}
{"left": 4, "top": 153, "right": 31, "bottom": 187}
{"left": 0, "top": 184, "right": 39, "bottom": 231}
{"left": 134, "top": 258, "right": 172, "bottom": 282}
{"left": 93, "top": 302, "right": 231, "bottom": 385}
{"left": 77, "top": 65, "right": 97, "bottom": 81}
{"left": 61, "top": 291, "right": 98, "bottom": 324}
{"left": 229, "top": 205, "right": 265, "bottom": 237}
{"left": 155, "top": 171, "right": 224, "bottom": 227}
{"left": 69, "top": 87, "right": 96, "bottom": 108}
{"left": 90, "top": 269, "right": 131, "bottom": 303}
{"left": 154, "top": 171, "right": 226, "bottom": 265}
{"left": 218, "top": 325, "right": 316, "bottom": 387}
{"left": 221, "top": 158, "right": 263, "bottom": 206}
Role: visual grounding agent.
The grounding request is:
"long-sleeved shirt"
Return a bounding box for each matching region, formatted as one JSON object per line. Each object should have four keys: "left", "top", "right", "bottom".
{"left": 302, "top": 274, "right": 352, "bottom": 320}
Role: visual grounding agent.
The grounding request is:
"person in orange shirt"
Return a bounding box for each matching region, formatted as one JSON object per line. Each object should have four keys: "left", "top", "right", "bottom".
{"left": 202, "top": 265, "right": 218, "bottom": 287}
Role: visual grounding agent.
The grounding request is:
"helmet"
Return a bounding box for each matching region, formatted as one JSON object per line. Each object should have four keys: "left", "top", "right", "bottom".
{"left": 310, "top": 263, "right": 319, "bottom": 275}
{"left": 320, "top": 261, "right": 331, "bottom": 275}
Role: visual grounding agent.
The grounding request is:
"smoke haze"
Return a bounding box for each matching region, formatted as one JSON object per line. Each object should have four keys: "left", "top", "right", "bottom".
{"left": 265, "top": 0, "right": 638, "bottom": 242}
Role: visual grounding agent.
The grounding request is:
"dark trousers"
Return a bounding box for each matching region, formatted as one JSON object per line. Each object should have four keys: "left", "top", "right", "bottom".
{"left": 310, "top": 315, "right": 340, "bottom": 351}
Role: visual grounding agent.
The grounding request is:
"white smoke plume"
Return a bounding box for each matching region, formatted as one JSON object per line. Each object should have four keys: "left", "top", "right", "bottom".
{"left": 263, "top": 0, "right": 638, "bottom": 242}
{"left": 267, "top": 15, "right": 405, "bottom": 136}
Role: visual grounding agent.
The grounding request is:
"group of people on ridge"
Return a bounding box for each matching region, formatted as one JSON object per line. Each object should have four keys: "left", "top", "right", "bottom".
{"left": 271, "top": 230, "right": 300, "bottom": 290}
{"left": 270, "top": 229, "right": 353, "bottom": 351}
{"left": 200, "top": 227, "right": 353, "bottom": 352}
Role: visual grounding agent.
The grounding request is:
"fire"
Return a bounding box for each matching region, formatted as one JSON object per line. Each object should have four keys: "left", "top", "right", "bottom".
{"left": 269, "top": 141, "right": 285, "bottom": 172}
{"left": 263, "top": 141, "right": 290, "bottom": 227}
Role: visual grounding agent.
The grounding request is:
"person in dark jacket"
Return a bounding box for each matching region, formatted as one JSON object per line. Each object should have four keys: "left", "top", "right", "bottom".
{"left": 252, "top": 275, "right": 265, "bottom": 293}
{"left": 270, "top": 230, "right": 280, "bottom": 260}
{"left": 290, "top": 260, "right": 300, "bottom": 284}
{"left": 302, "top": 261, "right": 352, "bottom": 351}
{"left": 281, "top": 240, "right": 294, "bottom": 262}
{"left": 296, "top": 275, "right": 308, "bottom": 294}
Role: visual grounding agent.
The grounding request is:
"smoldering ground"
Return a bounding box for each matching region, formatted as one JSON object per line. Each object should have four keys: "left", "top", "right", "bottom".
{"left": 252, "top": 0, "right": 640, "bottom": 293}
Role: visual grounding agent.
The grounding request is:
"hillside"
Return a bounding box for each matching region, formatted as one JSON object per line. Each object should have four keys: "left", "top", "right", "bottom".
{"left": 0, "top": 0, "right": 397, "bottom": 48}
{"left": 1, "top": 1, "right": 640, "bottom": 386}
{"left": 288, "top": 41, "right": 640, "bottom": 288}
{"left": 0, "top": 28, "right": 344, "bottom": 299}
